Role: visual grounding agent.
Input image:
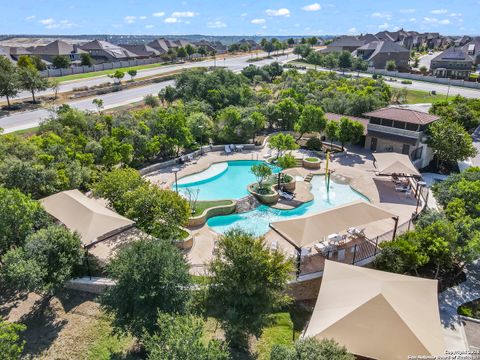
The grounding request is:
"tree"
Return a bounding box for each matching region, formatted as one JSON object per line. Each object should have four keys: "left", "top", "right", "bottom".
{"left": 306, "top": 51, "right": 322, "bottom": 70}
{"left": 92, "top": 98, "right": 104, "bottom": 113}
{"left": 325, "top": 120, "right": 340, "bottom": 150}
{"left": 144, "top": 94, "right": 159, "bottom": 107}
{"left": 263, "top": 41, "right": 276, "bottom": 57}
{"left": 80, "top": 52, "right": 93, "bottom": 66}
{"left": 187, "top": 112, "right": 213, "bottom": 144}
{"left": 338, "top": 51, "right": 353, "bottom": 73}
{"left": 0, "top": 321, "right": 26, "bottom": 360}
{"left": 0, "top": 187, "right": 51, "bottom": 257}
{"left": 251, "top": 163, "right": 272, "bottom": 191}
{"left": 308, "top": 36, "right": 318, "bottom": 46}
{"left": 17, "top": 66, "right": 48, "bottom": 103}
{"left": 109, "top": 70, "right": 125, "bottom": 84}
{"left": 2, "top": 225, "right": 83, "bottom": 294}
{"left": 127, "top": 69, "right": 137, "bottom": 81}
{"left": 337, "top": 117, "right": 364, "bottom": 150}
{"left": 295, "top": 105, "right": 327, "bottom": 141}
{"left": 428, "top": 119, "right": 477, "bottom": 167}
{"left": 49, "top": 78, "right": 60, "bottom": 100}
{"left": 101, "top": 239, "right": 191, "bottom": 337}
{"left": 0, "top": 56, "right": 20, "bottom": 107}
{"left": 93, "top": 168, "right": 145, "bottom": 213}
{"left": 52, "top": 55, "right": 71, "bottom": 69}
{"left": 276, "top": 153, "right": 296, "bottom": 188}
{"left": 275, "top": 98, "right": 300, "bottom": 130}
{"left": 16, "top": 55, "right": 34, "bottom": 69}
{"left": 206, "top": 229, "right": 293, "bottom": 349}
{"left": 271, "top": 338, "right": 354, "bottom": 360}
{"left": 352, "top": 57, "right": 368, "bottom": 76}
{"left": 268, "top": 133, "right": 298, "bottom": 158}
{"left": 185, "top": 44, "right": 196, "bottom": 59}
{"left": 228, "top": 43, "right": 240, "bottom": 53}
{"left": 30, "top": 56, "right": 47, "bottom": 71}
{"left": 246, "top": 111, "right": 266, "bottom": 143}
{"left": 143, "top": 313, "right": 231, "bottom": 360}
{"left": 386, "top": 59, "right": 397, "bottom": 71}
{"left": 287, "top": 38, "right": 295, "bottom": 47}
{"left": 177, "top": 47, "right": 188, "bottom": 60}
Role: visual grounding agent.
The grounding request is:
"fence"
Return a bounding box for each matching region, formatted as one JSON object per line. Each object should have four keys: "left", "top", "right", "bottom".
{"left": 40, "top": 57, "right": 167, "bottom": 78}
{"left": 368, "top": 69, "right": 480, "bottom": 90}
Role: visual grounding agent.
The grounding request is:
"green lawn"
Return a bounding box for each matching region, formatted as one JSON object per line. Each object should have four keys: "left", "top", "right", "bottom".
{"left": 458, "top": 299, "right": 480, "bottom": 319}
{"left": 256, "top": 313, "right": 295, "bottom": 360}
{"left": 405, "top": 89, "right": 446, "bottom": 104}
{"left": 53, "top": 62, "right": 170, "bottom": 83}
{"left": 305, "top": 157, "right": 319, "bottom": 162}
{"left": 4, "top": 126, "right": 40, "bottom": 137}
{"left": 192, "top": 200, "right": 234, "bottom": 217}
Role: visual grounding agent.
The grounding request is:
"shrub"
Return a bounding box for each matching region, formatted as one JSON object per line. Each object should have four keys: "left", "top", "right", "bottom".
{"left": 306, "top": 137, "right": 322, "bottom": 151}
{"left": 401, "top": 80, "right": 413, "bottom": 84}
{"left": 144, "top": 94, "right": 160, "bottom": 107}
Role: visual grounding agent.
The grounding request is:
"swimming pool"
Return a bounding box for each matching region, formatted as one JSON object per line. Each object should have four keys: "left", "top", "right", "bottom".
{"left": 176, "top": 160, "right": 279, "bottom": 201}
{"left": 176, "top": 160, "right": 368, "bottom": 236}
{"left": 207, "top": 175, "right": 368, "bottom": 236}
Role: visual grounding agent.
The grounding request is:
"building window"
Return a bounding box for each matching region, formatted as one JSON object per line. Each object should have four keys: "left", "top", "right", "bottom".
{"left": 381, "top": 119, "right": 393, "bottom": 127}
{"left": 406, "top": 123, "right": 419, "bottom": 131}
{"left": 402, "top": 144, "right": 410, "bottom": 155}
{"left": 370, "top": 118, "right": 381, "bottom": 125}
{"left": 393, "top": 121, "right": 406, "bottom": 129}
{"left": 370, "top": 137, "right": 377, "bottom": 151}
{"left": 411, "top": 146, "right": 423, "bottom": 160}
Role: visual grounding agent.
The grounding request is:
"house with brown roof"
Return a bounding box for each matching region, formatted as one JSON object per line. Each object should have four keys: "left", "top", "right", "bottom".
{"left": 79, "top": 40, "right": 137, "bottom": 63}
{"left": 430, "top": 40, "right": 480, "bottom": 79}
{"left": 118, "top": 44, "right": 161, "bottom": 58}
{"left": 320, "top": 36, "right": 365, "bottom": 53}
{"left": 29, "top": 39, "right": 85, "bottom": 63}
{"left": 354, "top": 40, "right": 410, "bottom": 71}
{"left": 363, "top": 107, "right": 440, "bottom": 168}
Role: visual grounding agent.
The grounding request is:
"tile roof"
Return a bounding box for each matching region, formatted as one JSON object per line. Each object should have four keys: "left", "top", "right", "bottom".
{"left": 30, "top": 40, "right": 74, "bottom": 56}
{"left": 119, "top": 44, "right": 161, "bottom": 57}
{"left": 363, "top": 107, "right": 440, "bottom": 125}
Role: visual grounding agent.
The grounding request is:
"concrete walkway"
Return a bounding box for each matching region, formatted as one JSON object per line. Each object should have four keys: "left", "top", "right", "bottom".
{"left": 439, "top": 259, "right": 480, "bottom": 351}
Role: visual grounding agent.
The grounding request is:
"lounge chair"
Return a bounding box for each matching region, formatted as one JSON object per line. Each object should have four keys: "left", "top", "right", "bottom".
{"left": 278, "top": 189, "right": 294, "bottom": 201}
{"left": 263, "top": 148, "right": 272, "bottom": 158}
{"left": 224, "top": 145, "right": 232, "bottom": 154}
{"left": 229, "top": 144, "right": 235, "bottom": 152}
{"left": 394, "top": 184, "right": 409, "bottom": 192}
{"left": 187, "top": 153, "right": 198, "bottom": 164}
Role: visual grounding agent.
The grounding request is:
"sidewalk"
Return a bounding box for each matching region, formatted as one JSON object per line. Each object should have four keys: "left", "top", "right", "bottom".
{"left": 439, "top": 260, "right": 480, "bottom": 350}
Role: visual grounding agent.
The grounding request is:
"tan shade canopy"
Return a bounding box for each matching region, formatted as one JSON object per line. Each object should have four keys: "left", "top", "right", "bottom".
{"left": 40, "top": 190, "right": 134, "bottom": 247}
{"left": 304, "top": 261, "right": 444, "bottom": 360}
{"left": 269, "top": 201, "right": 397, "bottom": 249}
{"left": 373, "top": 152, "right": 421, "bottom": 177}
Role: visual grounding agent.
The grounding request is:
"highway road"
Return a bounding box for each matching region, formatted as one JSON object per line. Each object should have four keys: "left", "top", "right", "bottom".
{"left": 1, "top": 51, "right": 480, "bottom": 134}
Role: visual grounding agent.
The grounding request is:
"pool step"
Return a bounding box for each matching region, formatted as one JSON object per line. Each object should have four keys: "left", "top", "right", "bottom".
{"left": 295, "top": 158, "right": 303, "bottom": 167}
{"left": 304, "top": 173, "right": 314, "bottom": 182}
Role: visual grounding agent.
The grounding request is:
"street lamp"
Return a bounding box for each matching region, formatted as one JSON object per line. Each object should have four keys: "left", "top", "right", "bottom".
{"left": 198, "top": 125, "right": 204, "bottom": 156}
{"left": 172, "top": 167, "right": 180, "bottom": 193}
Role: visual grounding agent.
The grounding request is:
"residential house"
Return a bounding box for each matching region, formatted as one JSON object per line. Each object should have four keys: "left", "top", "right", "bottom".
{"left": 363, "top": 107, "right": 440, "bottom": 168}
{"left": 195, "top": 40, "right": 227, "bottom": 54}
{"left": 236, "top": 38, "right": 261, "bottom": 51}
{"left": 320, "top": 36, "right": 365, "bottom": 53}
{"left": 0, "top": 45, "right": 13, "bottom": 62}
{"left": 28, "top": 39, "right": 84, "bottom": 63}
{"left": 118, "top": 44, "right": 161, "bottom": 58}
{"left": 354, "top": 40, "right": 410, "bottom": 71}
{"left": 147, "top": 38, "right": 170, "bottom": 54}
{"left": 430, "top": 40, "right": 480, "bottom": 78}
{"left": 79, "top": 40, "right": 137, "bottom": 63}
{"left": 7, "top": 46, "right": 32, "bottom": 61}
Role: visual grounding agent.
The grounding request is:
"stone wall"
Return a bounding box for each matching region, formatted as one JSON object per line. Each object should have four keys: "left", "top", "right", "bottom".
{"left": 287, "top": 277, "right": 323, "bottom": 301}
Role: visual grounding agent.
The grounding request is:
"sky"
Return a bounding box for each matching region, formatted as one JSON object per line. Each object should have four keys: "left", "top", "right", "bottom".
{"left": 1, "top": 0, "right": 479, "bottom": 36}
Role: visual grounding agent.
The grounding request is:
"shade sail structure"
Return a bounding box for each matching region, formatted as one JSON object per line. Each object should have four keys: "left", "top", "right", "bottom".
{"left": 269, "top": 201, "right": 397, "bottom": 249}
{"left": 304, "top": 261, "right": 444, "bottom": 360}
{"left": 373, "top": 152, "right": 421, "bottom": 177}
{"left": 40, "top": 190, "right": 134, "bottom": 247}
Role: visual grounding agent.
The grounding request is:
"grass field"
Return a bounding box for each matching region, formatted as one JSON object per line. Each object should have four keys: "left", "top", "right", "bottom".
{"left": 405, "top": 89, "right": 446, "bottom": 104}
{"left": 192, "top": 200, "right": 234, "bottom": 217}
{"left": 54, "top": 62, "right": 171, "bottom": 82}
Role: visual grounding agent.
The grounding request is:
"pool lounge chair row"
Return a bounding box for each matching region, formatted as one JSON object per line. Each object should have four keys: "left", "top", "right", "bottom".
{"left": 224, "top": 144, "right": 244, "bottom": 154}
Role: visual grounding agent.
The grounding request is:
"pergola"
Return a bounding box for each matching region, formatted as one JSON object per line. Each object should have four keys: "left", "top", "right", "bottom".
{"left": 373, "top": 152, "right": 421, "bottom": 178}
{"left": 269, "top": 200, "right": 399, "bottom": 250}
{"left": 304, "top": 260, "right": 445, "bottom": 360}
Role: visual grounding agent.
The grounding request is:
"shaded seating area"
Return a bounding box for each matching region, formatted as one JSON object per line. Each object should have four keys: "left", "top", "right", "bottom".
{"left": 303, "top": 261, "right": 445, "bottom": 360}
{"left": 270, "top": 200, "right": 398, "bottom": 255}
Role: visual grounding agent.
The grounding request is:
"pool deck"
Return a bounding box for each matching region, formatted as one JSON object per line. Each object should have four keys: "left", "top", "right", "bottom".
{"left": 144, "top": 145, "right": 422, "bottom": 276}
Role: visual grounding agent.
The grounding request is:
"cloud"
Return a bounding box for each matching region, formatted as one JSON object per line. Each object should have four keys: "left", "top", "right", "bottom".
{"left": 145, "top": 24, "right": 154, "bottom": 29}
{"left": 152, "top": 12, "right": 165, "bottom": 17}
{"left": 266, "top": 8, "right": 290, "bottom": 17}
{"left": 207, "top": 20, "right": 227, "bottom": 28}
{"left": 124, "top": 16, "right": 136, "bottom": 24}
{"left": 431, "top": 9, "right": 448, "bottom": 14}
{"left": 378, "top": 22, "right": 390, "bottom": 29}
{"left": 372, "top": 12, "right": 391, "bottom": 19}
{"left": 171, "top": 11, "right": 197, "bottom": 17}
{"left": 39, "top": 18, "right": 55, "bottom": 25}
{"left": 423, "top": 17, "right": 450, "bottom": 25}
{"left": 410, "top": 17, "right": 417, "bottom": 22}
{"left": 251, "top": 18, "right": 266, "bottom": 24}
{"left": 348, "top": 27, "right": 357, "bottom": 33}
{"left": 139, "top": 16, "right": 147, "bottom": 20}
{"left": 25, "top": 15, "right": 36, "bottom": 20}
{"left": 302, "top": 3, "right": 321, "bottom": 11}
{"left": 164, "top": 17, "right": 178, "bottom": 23}
{"left": 240, "top": 13, "right": 248, "bottom": 17}
{"left": 400, "top": 8, "right": 416, "bottom": 13}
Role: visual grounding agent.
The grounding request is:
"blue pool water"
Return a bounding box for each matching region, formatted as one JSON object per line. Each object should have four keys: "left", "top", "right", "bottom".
{"left": 176, "top": 160, "right": 368, "bottom": 236}
{"left": 207, "top": 176, "right": 368, "bottom": 236}
{"left": 176, "top": 160, "right": 279, "bottom": 201}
